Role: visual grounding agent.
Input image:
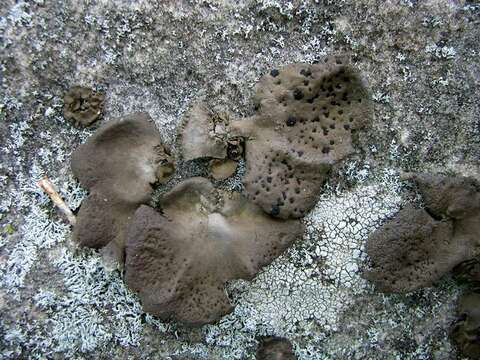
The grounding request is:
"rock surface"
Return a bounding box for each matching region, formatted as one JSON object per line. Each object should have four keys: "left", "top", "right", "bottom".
{"left": 0, "top": 0, "right": 479, "bottom": 359}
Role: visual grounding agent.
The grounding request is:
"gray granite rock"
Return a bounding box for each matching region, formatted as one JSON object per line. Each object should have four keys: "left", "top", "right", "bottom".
{"left": 0, "top": 1, "right": 478, "bottom": 359}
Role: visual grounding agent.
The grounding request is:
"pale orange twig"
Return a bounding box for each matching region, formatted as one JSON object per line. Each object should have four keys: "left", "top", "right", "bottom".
{"left": 37, "top": 176, "right": 77, "bottom": 226}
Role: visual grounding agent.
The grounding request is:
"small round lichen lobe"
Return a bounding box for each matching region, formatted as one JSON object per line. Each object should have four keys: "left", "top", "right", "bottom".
{"left": 209, "top": 159, "right": 238, "bottom": 180}
{"left": 63, "top": 86, "right": 105, "bottom": 126}
{"left": 256, "top": 337, "right": 297, "bottom": 360}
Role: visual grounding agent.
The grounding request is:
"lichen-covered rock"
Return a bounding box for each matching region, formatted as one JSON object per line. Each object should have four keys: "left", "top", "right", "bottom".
{"left": 63, "top": 86, "right": 105, "bottom": 126}
{"left": 365, "top": 174, "right": 480, "bottom": 293}
{"left": 256, "top": 337, "right": 297, "bottom": 360}
{"left": 71, "top": 113, "right": 174, "bottom": 262}
{"left": 2, "top": 0, "right": 480, "bottom": 357}
{"left": 124, "top": 177, "right": 303, "bottom": 326}
{"left": 451, "top": 293, "right": 480, "bottom": 359}
{"left": 230, "top": 56, "right": 372, "bottom": 218}
{"left": 179, "top": 102, "right": 229, "bottom": 161}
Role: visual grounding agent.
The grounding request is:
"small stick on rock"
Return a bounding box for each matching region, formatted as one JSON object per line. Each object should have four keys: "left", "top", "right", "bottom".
{"left": 37, "top": 176, "right": 77, "bottom": 226}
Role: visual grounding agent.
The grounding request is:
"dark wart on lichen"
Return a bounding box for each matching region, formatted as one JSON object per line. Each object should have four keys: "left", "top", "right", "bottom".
{"left": 364, "top": 174, "right": 480, "bottom": 293}
{"left": 451, "top": 293, "right": 480, "bottom": 359}
{"left": 63, "top": 86, "right": 105, "bottom": 126}
{"left": 124, "top": 177, "right": 303, "bottom": 326}
{"left": 71, "top": 112, "right": 174, "bottom": 263}
{"left": 230, "top": 56, "right": 372, "bottom": 219}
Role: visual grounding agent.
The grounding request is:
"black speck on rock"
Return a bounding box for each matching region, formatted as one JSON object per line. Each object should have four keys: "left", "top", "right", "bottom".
{"left": 293, "top": 88, "right": 304, "bottom": 100}
{"left": 300, "top": 68, "right": 311, "bottom": 77}
{"left": 270, "top": 205, "right": 280, "bottom": 216}
{"left": 286, "top": 116, "right": 297, "bottom": 127}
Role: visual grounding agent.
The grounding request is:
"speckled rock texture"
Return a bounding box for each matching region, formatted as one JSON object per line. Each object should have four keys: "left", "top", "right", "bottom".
{"left": 125, "top": 178, "right": 303, "bottom": 326}
{"left": 0, "top": 0, "right": 479, "bottom": 359}
{"left": 71, "top": 112, "right": 173, "bottom": 262}
{"left": 231, "top": 57, "right": 372, "bottom": 218}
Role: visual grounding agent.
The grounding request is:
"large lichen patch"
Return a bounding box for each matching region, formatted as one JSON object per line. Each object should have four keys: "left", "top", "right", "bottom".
{"left": 71, "top": 112, "right": 174, "bottom": 263}
{"left": 125, "top": 178, "right": 303, "bottom": 326}
{"left": 231, "top": 57, "right": 372, "bottom": 218}
{"left": 364, "top": 174, "right": 480, "bottom": 293}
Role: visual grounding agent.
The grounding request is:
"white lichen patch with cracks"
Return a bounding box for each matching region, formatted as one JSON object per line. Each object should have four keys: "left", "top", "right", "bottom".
{"left": 232, "top": 183, "right": 400, "bottom": 333}
{"left": 199, "top": 171, "right": 457, "bottom": 359}
{"left": 200, "top": 177, "right": 401, "bottom": 358}
{"left": 1, "top": 0, "right": 477, "bottom": 358}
